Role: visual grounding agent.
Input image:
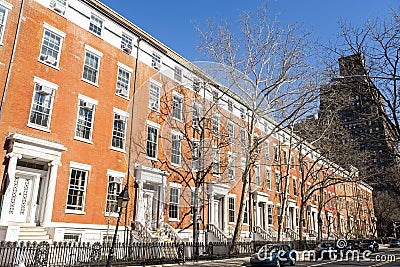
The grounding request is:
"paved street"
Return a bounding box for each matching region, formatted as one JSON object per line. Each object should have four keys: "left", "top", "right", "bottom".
{"left": 142, "top": 247, "right": 400, "bottom": 267}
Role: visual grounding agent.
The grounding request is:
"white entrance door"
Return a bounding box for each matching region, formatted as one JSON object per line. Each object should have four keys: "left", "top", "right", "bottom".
{"left": 213, "top": 199, "right": 219, "bottom": 228}
{"left": 144, "top": 192, "right": 154, "bottom": 229}
{"left": 8, "top": 175, "right": 34, "bottom": 222}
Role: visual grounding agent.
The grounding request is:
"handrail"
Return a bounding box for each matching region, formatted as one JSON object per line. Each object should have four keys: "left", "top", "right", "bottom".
{"left": 254, "top": 225, "right": 273, "bottom": 240}
{"left": 268, "top": 226, "right": 278, "bottom": 238}
{"left": 208, "top": 224, "right": 228, "bottom": 241}
{"left": 161, "top": 222, "right": 183, "bottom": 242}
{"left": 285, "top": 227, "right": 300, "bottom": 240}
{"left": 131, "top": 221, "right": 152, "bottom": 242}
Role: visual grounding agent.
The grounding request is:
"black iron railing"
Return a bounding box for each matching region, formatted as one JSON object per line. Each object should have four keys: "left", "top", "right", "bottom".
{"left": 0, "top": 240, "right": 320, "bottom": 266}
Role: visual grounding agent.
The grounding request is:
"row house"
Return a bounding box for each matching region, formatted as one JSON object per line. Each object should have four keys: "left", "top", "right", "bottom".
{"left": 0, "top": 0, "right": 375, "bottom": 243}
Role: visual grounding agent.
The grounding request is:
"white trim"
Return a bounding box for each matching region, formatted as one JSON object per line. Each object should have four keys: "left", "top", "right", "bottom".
{"left": 113, "top": 107, "right": 129, "bottom": 117}
{"left": 146, "top": 120, "right": 160, "bottom": 129}
{"left": 33, "top": 76, "right": 59, "bottom": 90}
{"left": 70, "top": 161, "right": 91, "bottom": 171}
{"left": 169, "top": 182, "right": 182, "bottom": 189}
{"left": 106, "top": 169, "right": 126, "bottom": 178}
{"left": 43, "top": 22, "right": 66, "bottom": 37}
{"left": 0, "top": 0, "right": 12, "bottom": 10}
{"left": 84, "top": 44, "right": 103, "bottom": 57}
{"left": 78, "top": 94, "right": 98, "bottom": 105}
{"left": 10, "top": 133, "right": 66, "bottom": 151}
{"left": 117, "top": 62, "right": 133, "bottom": 73}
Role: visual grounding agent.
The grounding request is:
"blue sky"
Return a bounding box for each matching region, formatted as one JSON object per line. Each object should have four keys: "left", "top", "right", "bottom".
{"left": 101, "top": 0, "right": 398, "bottom": 62}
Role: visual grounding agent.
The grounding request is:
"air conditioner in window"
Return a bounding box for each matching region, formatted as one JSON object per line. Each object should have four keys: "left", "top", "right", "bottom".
{"left": 115, "top": 114, "right": 124, "bottom": 122}
{"left": 82, "top": 102, "right": 93, "bottom": 110}
{"left": 151, "top": 61, "right": 161, "bottom": 70}
{"left": 240, "top": 113, "right": 246, "bottom": 120}
{"left": 41, "top": 55, "right": 57, "bottom": 65}
{"left": 192, "top": 120, "right": 199, "bottom": 129}
{"left": 50, "top": 1, "right": 66, "bottom": 14}
{"left": 121, "top": 43, "right": 132, "bottom": 54}
{"left": 150, "top": 102, "right": 158, "bottom": 110}
{"left": 37, "top": 85, "right": 52, "bottom": 95}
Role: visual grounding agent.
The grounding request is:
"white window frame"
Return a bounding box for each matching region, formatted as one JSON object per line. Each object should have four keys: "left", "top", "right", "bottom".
{"left": 266, "top": 167, "right": 271, "bottom": 190}
{"left": 168, "top": 183, "right": 181, "bottom": 221}
{"left": 116, "top": 62, "right": 132, "bottom": 99}
{"left": 227, "top": 120, "right": 234, "bottom": 144}
{"left": 74, "top": 94, "right": 98, "bottom": 143}
{"left": 89, "top": 12, "right": 104, "bottom": 37}
{"left": 105, "top": 170, "right": 125, "bottom": 217}
{"left": 228, "top": 152, "right": 235, "bottom": 181}
{"left": 65, "top": 161, "right": 91, "bottom": 214}
{"left": 228, "top": 195, "right": 236, "bottom": 224}
{"left": 243, "top": 198, "right": 250, "bottom": 225}
{"left": 49, "top": 0, "right": 67, "bottom": 15}
{"left": 192, "top": 102, "right": 201, "bottom": 129}
{"left": 110, "top": 108, "right": 129, "bottom": 152}
{"left": 275, "top": 171, "right": 281, "bottom": 192}
{"left": 212, "top": 114, "right": 220, "bottom": 136}
{"left": 255, "top": 163, "right": 261, "bottom": 187}
{"left": 171, "top": 131, "right": 182, "bottom": 166}
{"left": 0, "top": 1, "right": 12, "bottom": 45}
{"left": 149, "top": 80, "right": 161, "bottom": 111}
{"left": 293, "top": 177, "right": 298, "bottom": 196}
{"left": 82, "top": 45, "right": 103, "bottom": 86}
{"left": 38, "top": 23, "right": 65, "bottom": 68}
{"left": 267, "top": 203, "right": 274, "bottom": 225}
{"left": 192, "top": 139, "right": 200, "bottom": 171}
{"left": 121, "top": 32, "right": 133, "bottom": 54}
{"left": 174, "top": 66, "right": 182, "bottom": 82}
{"left": 172, "top": 91, "right": 183, "bottom": 121}
{"left": 27, "top": 76, "right": 58, "bottom": 132}
{"left": 151, "top": 51, "right": 161, "bottom": 70}
{"left": 212, "top": 146, "right": 220, "bottom": 176}
{"left": 146, "top": 120, "right": 160, "bottom": 160}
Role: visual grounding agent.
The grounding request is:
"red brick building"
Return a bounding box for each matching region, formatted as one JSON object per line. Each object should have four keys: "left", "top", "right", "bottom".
{"left": 0, "top": 0, "right": 375, "bottom": 242}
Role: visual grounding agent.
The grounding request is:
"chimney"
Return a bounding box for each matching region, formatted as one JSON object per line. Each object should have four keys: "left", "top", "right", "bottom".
{"left": 338, "top": 53, "right": 367, "bottom": 77}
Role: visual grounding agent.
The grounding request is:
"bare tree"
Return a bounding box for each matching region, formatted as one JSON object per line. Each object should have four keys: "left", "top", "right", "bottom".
{"left": 196, "top": 4, "right": 317, "bottom": 251}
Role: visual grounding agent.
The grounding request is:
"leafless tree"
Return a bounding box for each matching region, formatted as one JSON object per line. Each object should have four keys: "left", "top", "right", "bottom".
{"left": 196, "top": 4, "right": 317, "bottom": 251}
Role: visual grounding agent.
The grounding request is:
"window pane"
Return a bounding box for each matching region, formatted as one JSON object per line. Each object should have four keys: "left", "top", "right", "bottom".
{"left": 89, "top": 14, "right": 103, "bottom": 35}
{"left": 112, "top": 114, "right": 126, "bottom": 149}
{"left": 75, "top": 100, "right": 94, "bottom": 140}
{"left": 116, "top": 68, "right": 130, "bottom": 98}
{"left": 146, "top": 126, "right": 158, "bottom": 158}
{"left": 66, "top": 169, "right": 87, "bottom": 211}
{"left": 29, "top": 83, "right": 53, "bottom": 128}
{"left": 83, "top": 51, "right": 99, "bottom": 84}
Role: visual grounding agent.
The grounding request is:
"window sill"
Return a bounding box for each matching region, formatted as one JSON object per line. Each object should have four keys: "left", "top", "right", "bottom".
{"left": 74, "top": 136, "right": 93, "bottom": 144}
{"left": 81, "top": 78, "right": 99, "bottom": 87}
{"left": 172, "top": 117, "right": 183, "bottom": 122}
{"left": 146, "top": 156, "right": 158, "bottom": 161}
{"left": 116, "top": 94, "right": 130, "bottom": 101}
{"left": 49, "top": 6, "right": 67, "bottom": 17}
{"left": 27, "top": 123, "right": 51, "bottom": 133}
{"left": 168, "top": 218, "right": 179, "bottom": 222}
{"left": 104, "top": 212, "right": 119, "bottom": 217}
{"left": 110, "top": 146, "right": 126, "bottom": 153}
{"left": 229, "top": 222, "right": 236, "bottom": 225}
{"left": 38, "top": 59, "right": 60, "bottom": 70}
{"left": 171, "top": 163, "right": 182, "bottom": 168}
{"left": 65, "top": 210, "right": 86, "bottom": 215}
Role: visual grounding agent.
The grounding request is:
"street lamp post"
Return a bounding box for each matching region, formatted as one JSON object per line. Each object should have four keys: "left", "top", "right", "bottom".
{"left": 106, "top": 184, "right": 130, "bottom": 267}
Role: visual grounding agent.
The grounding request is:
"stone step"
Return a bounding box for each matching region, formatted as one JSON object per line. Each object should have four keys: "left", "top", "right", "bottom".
{"left": 18, "top": 227, "right": 52, "bottom": 243}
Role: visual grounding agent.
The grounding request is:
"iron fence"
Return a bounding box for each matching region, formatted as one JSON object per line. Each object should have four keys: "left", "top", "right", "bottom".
{"left": 0, "top": 240, "right": 320, "bottom": 266}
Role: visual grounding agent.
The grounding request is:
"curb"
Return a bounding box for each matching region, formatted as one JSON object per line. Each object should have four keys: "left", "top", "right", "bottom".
{"left": 127, "top": 256, "right": 251, "bottom": 267}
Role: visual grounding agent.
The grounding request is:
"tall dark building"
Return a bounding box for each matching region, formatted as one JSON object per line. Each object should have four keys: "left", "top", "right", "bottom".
{"left": 319, "top": 53, "right": 397, "bottom": 187}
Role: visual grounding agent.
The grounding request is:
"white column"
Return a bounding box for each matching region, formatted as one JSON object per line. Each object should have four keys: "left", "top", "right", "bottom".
{"left": 223, "top": 196, "right": 228, "bottom": 231}
{"left": 135, "top": 180, "right": 144, "bottom": 223}
{"left": 42, "top": 159, "right": 61, "bottom": 225}
{"left": 0, "top": 152, "right": 22, "bottom": 223}
{"left": 158, "top": 176, "right": 166, "bottom": 228}
{"left": 208, "top": 192, "right": 215, "bottom": 224}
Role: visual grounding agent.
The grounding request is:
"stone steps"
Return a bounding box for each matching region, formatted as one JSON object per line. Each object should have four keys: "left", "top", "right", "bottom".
{"left": 18, "top": 226, "right": 52, "bottom": 243}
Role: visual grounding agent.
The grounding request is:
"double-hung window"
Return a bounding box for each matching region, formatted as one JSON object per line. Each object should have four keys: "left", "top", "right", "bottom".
{"left": 212, "top": 147, "right": 220, "bottom": 175}
{"left": 50, "top": 0, "right": 67, "bottom": 15}
{"left": 151, "top": 52, "right": 161, "bottom": 70}
{"left": 192, "top": 102, "right": 200, "bottom": 128}
{"left": 228, "top": 153, "right": 235, "bottom": 180}
{"left": 149, "top": 81, "right": 160, "bottom": 111}
{"left": 174, "top": 66, "right": 182, "bottom": 82}
{"left": 171, "top": 131, "right": 182, "bottom": 166}
{"left": 243, "top": 200, "right": 249, "bottom": 224}
{"left": 89, "top": 13, "right": 103, "bottom": 36}
{"left": 28, "top": 77, "right": 58, "bottom": 131}
{"left": 121, "top": 33, "right": 133, "bottom": 54}
{"left": 0, "top": 2, "right": 12, "bottom": 44}
{"left": 66, "top": 162, "right": 91, "bottom": 213}
{"left": 116, "top": 63, "right": 132, "bottom": 98}
{"left": 266, "top": 168, "right": 271, "bottom": 190}
{"left": 240, "top": 128, "right": 246, "bottom": 147}
{"left": 228, "top": 197, "right": 235, "bottom": 223}
{"left": 267, "top": 204, "right": 273, "bottom": 225}
{"left": 192, "top": 140, "right": 200, "bottom": 171}
{"left": 227, "top": 120, "right": 234, "bottom": 144}
{"left": 111, "top": 108, "right": 128, "bottom": 151}
{"left": 169, "top": 184, "right": 180, "bottom": 220}
{"left": 255, "top": 164, "right": 261, "bottom": 187}
{"left": 82, "top": 45, "right": 102, "bottom": 85}
{"left": 293, "top": 177, "right": 298, "bottom": 196}
{"left": 275, "top": 172, "right": 281, "bottom": 192}
{"left": 75, "top": 95, "right": 97, "bottom": 143}
{"left": 105, "top": 170, "right": 124, "bottom": 216}
{"left": 39, "top": 24, "right": 65, "bottom": 68}
{"left": 212, "top": 114, "right": 219, "bottom": 136}
{"left": 172, "top": 92, "right": 182, "bottom": 120}
{"left": 146, "top": 121, "right": 159, "bottom": 159}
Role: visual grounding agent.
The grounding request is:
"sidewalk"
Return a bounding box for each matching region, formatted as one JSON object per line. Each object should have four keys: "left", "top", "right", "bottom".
{"left": 128, "top": 256, "right": 251, "bottom": 267}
